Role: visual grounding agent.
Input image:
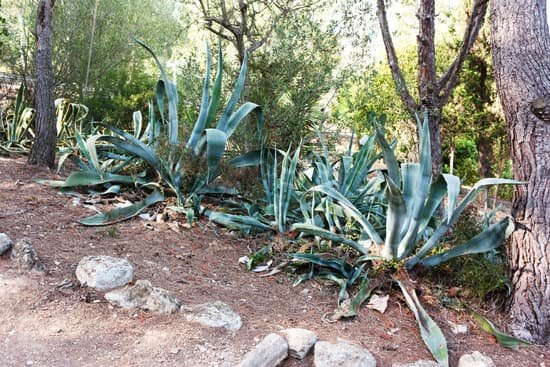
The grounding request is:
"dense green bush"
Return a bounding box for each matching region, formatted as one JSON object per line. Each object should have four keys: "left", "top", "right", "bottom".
{"left": 84, "top": 68, "right": 156, "bottom": 127}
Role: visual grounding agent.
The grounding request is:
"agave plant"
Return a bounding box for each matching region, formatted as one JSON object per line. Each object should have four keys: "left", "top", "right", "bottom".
{"left": 38, "top": 40, "right": 264, "bottom": 225}
{"left": 0, "top": 84, "right": 35, "bottom": 152}
{"left": 295, "top": 130, "right": 386, "bottom": 242}
{"left": 101, "top": 41, "right": 263, "bottom": 206}
{"left": 55, "top": 98, "right": 90, "bottom": 145}
{"left": 295, "top": 113, "right": 521, "bottom": 270}
{"left": 291, "top": 112, "right": 523, "bottom": 366}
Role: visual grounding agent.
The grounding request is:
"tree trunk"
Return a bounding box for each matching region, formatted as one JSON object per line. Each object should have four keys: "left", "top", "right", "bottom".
{"left": 491, "top": 0, "right": 550, "bottom": 344}
{"left": 476, "top": 132, "right": 493, "bottom": 178}
{"left": 426, "top": 108, "right": 442, "bottom": 179}
{"left": 28, "top": 0, "right": 56, "bottom": 168}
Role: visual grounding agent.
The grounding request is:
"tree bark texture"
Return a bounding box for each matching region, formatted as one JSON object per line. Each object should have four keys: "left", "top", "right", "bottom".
{"left": 491, "top": 0, "right": 550, "bottom": 344}
{"left": 377, "top": 0, "right": 488, "bottom": 179}
{"left": 28, "top": 0, "right": 56, "bottom": 168}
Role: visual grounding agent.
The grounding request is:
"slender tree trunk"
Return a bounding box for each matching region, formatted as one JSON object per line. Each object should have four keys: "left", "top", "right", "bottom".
{"left": 377, "top": 0, "right": 488, "bottom": 178}
{"left": 28, "top": 0, "right": 56, "bottom": 168}
{"left": 426, "top": 108, "right": 442, "bottom": 179}
{"left": 491, "top": 0, "right": 550, "bottom": 344}
{"left": 476, "top": 132, "right": 493, "bottom": 178}
{"left": 417, "top": 0, "right": 442, "bottom": 178}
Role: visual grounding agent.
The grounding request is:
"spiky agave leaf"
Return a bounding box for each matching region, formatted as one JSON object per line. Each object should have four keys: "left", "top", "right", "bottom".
{"left": 414, "top": 217, "right": 513, "bottom": 268}
{"left": 135, "top": 39, "right": 179, "bottom": 146}
{"left": 383, "top": 173, "right": 407, "bottom": 259}
{"left": 396, "top": 120, "right": 431, "bottom": 258}
{"left": 309, "top": 185, "right": 383, "bottom": 245}
{"left": 79, "top": 190, "right": 165, "bottom": 226}
{"left": 203, "top": 209, "right": 271, "bottom": 234}
{"left": 410, "top": 178, "right": 524, "bottom": 265}
{"left": 468, "top": 308, "right": 531, "bottom": 349}
{"left": 397, "top": 280, "right": 449, "bottom": 367}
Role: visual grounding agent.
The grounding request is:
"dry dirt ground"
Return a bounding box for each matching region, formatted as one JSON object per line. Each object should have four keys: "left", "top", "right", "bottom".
{"left": 0, "top": 155, "right": 548, "bottom": 367}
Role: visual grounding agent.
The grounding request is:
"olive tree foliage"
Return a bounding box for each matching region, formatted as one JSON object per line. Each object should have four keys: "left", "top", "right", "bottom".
{"left": 195, "top": 0, "right": 323, "bottom": 64}
{"left": 195, "top": 0, "right": 340, "bottom": 150}
{"left": 0, "top": 1, "right": 8, "bottom": 49}
{"left": 245, "top": 11, "right": 340, "bottom": 149}
{"left": 444, "top": 25, "right": 508, "bottom": 182}
{"left": 330, "top": 0, "right": 375, "bottom": 66}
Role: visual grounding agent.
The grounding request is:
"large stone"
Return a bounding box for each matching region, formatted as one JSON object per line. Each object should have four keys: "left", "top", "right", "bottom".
{"left": 105, "top": 279, "right": 181, "bottom": 314}
{"left": 279, "top": 328, "right": 317, "bottom": 359}
{"left": 76, "top": 255, "right": 133, "bottom": 291}
{"left": 458, "top": 351, "right": 495, "bottom": 367}
{"left": 314, "top": 340, "right": 376, "bottom": 367}
{"left": 0, "top": 233, "right": 13, "bottom": 255}
{"left": 237, "top": 333, "right": 288, "bottom": 367}
{"left": 392, "top": 361, "right": 440, "bottom": 367}
{"left": 10, "top": 239, "right": 46, "bottom": 272}
{"left": 182, "top": 301, "right": 242, "bottom": 331}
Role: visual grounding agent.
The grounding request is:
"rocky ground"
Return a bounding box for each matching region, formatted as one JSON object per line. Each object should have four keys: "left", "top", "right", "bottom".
{"left": 0, "top": 155, "right": 548, "bottom": 367}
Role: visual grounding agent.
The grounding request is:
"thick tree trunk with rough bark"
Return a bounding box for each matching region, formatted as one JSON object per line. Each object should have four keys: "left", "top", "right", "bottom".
{"left": 491, "top": 0, "right": 550, "bottom": 344}
{"left": 28, "top": 0, "right": 56, "bottom": 168}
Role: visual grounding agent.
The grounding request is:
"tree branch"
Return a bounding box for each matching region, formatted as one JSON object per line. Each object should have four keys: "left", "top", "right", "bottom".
{"left": 247, "top": 11, "right": 285, "bottom": 54}
{"left": 205, "top": 25, "right": 234, "bottom": 43}
{"left": 376, "top": 0, "right": 418, "bottom": 113}
{"left": 437, "top": 0, "right": 488, "bottom": 106}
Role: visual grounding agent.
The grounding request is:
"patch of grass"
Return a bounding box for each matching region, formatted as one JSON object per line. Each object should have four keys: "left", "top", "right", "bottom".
{"left": 458, "top": 254, "right": 510, "bottom": 302}
{"left": 105, "top": 226, "right": 120, "bottom": 238}
{"left": 430, "top": 206, "right": 511, "bottom": 305}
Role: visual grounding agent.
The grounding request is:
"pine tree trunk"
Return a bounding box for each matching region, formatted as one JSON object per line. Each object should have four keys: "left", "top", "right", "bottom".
{"left": 490, "top": 0, "right": 550, "bottom": 344}
{"left": 28, "top": 0, "right": 56, "bottom": 168}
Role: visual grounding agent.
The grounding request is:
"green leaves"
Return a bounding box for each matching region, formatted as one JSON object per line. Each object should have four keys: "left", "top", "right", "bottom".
{"left": 290, "top": 253, "right": 367, "bottom": 305}
{"left": 203, "top": 209, "right": 271, "bottom": 234}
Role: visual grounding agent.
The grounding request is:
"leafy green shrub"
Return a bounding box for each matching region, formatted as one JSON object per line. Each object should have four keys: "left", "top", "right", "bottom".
{"left": 458, "top": 254, "right": 510, "bottom": 301}
{"left": 84, "top": 68, "right": 156, "bottom": 126}
{"left": 443, "top": 136, "right": 479, "bottom": 184}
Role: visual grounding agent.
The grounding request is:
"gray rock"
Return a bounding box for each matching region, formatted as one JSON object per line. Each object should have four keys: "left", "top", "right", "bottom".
{"left": 237, "top": 333, "right": 288, "bottom": 367}
{"left": 0, "top": 233, "right": 12, "bottom": 255}
{"left": 105, "top": 279, "right": 181, "bottom": 314}
{"left": 314, "top": 340, "right": 376, "bottom": 367}
{"left": 182, "top": 301, "right": 242, "bottom": 331}
{"left": 279, "top": 328, "right": 317, "bottom": 359}
{"left": 458, "top": 351, "right": 495, "bottom": 367}
{"left": 76, "top": 255, "right": 133, "bottom": 291}
{"left": 392, "top": 361, "right": 440, "bottom": 367}
{"left": 448, "top": 320, "right": 468, "bottom": 334}
{"left": 10, "top": 239, "right": 46, "bottom": 272}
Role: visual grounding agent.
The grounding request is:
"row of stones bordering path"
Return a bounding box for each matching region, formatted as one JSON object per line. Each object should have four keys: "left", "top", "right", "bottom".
{"left": 1, "top": 233, "right": 496, "bottom": 367}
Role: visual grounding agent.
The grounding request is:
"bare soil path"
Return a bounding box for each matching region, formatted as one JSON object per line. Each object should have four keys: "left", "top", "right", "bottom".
{"left": 0, "top": 156, "right": 547, "bottom": 367}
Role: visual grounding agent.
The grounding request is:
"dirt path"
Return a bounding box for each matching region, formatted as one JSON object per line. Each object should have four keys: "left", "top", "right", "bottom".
{"left": 0, "top": 156, "right": 547, "bottom": 367}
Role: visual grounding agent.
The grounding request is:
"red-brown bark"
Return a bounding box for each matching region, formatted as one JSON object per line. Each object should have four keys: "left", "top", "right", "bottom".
{"left": 491, "top": 0, "right": 550, "bottom": 344}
